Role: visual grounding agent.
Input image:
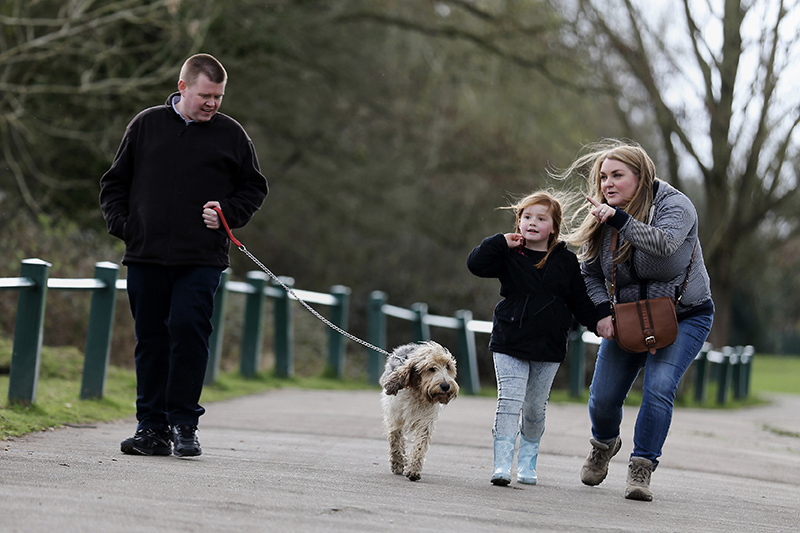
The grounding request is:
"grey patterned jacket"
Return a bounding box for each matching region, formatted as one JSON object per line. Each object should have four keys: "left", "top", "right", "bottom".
{"left": 581, "top": 180, "right": 713, "bottom": 318}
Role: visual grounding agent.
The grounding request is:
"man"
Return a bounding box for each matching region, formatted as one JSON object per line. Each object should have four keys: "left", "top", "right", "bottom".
{"left": 100, "top": 53, "right": 268, "bottom": 457}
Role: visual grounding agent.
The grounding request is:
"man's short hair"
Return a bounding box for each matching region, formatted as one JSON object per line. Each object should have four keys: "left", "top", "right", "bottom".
{"left": 179, "top": 53, "right": 227, "bottom": 86}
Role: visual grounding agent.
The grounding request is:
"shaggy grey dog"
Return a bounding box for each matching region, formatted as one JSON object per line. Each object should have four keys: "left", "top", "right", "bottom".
{"left": 379, "top": 341, "right": 459, "bottom": 481}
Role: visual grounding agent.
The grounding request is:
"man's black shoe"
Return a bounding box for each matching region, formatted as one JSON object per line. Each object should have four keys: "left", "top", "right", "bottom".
{"left": 120, "top": 427, "right": 172, "bottom": 456}
{"left": 173, "top": 425, "right": 202, "bottom": 457}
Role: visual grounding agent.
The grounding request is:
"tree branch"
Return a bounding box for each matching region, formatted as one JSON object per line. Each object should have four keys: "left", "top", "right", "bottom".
{"left": 334, "top": 10, "right": 594, "bottom": 93}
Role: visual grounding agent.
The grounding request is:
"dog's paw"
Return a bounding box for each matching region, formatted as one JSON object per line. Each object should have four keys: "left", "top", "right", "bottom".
{"left": 405, "top": 470, "right": 421, "bottom": 482}
{"left": 391, "top": 462, "right": 405, "bottom": 475}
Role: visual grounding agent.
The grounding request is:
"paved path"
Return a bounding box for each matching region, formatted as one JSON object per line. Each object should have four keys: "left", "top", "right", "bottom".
{"left": 1, "top": 389, "right": 799, "bottom": 532}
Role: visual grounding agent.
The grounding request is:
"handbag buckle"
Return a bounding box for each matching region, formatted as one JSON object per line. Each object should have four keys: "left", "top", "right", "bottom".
{"left": 645, "top": 335, "right": 656, "bottom": 346}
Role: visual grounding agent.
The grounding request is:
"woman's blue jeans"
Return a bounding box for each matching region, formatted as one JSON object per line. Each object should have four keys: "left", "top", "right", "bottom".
{"left": 493, "top": 353, "right": 560, "bottom": 441}
{"left": 588, "top": 312, "right": 714, "bottom": 468}
{"left": 126, "top": 263, "right": 223, "bottom": 430}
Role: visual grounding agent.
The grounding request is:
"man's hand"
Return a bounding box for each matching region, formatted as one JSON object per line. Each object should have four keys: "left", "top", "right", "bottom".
{"left": 202, "top": 201, "right": 221, "bottom": 230}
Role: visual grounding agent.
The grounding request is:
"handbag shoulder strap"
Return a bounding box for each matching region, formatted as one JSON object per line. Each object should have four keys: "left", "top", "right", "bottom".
{"left": 610, "top": 230, "right": 620, "bottom": 305}
{"left": 610, "top": 229, "right": 698, "bottom": 304}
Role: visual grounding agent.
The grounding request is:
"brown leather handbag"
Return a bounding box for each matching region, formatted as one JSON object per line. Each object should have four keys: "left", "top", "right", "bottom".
{"left": 609, "top": 230, "right": 696, "bottom": 354}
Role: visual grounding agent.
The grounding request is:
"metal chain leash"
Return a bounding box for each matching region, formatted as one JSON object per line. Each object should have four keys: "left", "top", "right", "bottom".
{"left": 212, "top": 207, "right": 390, "bottom": 357}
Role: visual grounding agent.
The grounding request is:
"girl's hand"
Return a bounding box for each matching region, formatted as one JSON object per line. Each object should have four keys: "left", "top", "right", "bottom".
{"left": 597, "top": 315, "right": 615, "bottom": 340}
{"left": 504, "top": 233, "right": 525, "bottom": 249}
{"left": 587, "top": 196, "right": 614, "bottom": 224}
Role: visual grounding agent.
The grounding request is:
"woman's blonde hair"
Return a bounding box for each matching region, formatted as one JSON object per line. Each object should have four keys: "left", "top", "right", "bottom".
{"left": 502, "top": 189, "right": 581, "bottom": 269}
{"left": 556, "top": 139, "right": 656, "bottom": 264}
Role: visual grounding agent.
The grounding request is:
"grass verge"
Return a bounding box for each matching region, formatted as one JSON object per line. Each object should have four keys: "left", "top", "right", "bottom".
{"left": 1, "top": 339, "right": 797, "bottom": 440}
{"left": 0, "top": 367, "right": 376, "bottom": 440}
{"left": 0, "top": 337, "right": 377, "bottom": 440}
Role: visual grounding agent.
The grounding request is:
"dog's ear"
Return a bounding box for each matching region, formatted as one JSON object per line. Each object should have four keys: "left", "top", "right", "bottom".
{"left": 407, "top": 364, "right": 422, "bottom": 389}
{"left": 381, "top": 364, "right": 411, "bottom": 395}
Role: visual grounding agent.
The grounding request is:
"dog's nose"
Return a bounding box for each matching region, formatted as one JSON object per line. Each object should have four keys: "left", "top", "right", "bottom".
{"left": 440, "top": 383, "right": 450, "bottom": 392}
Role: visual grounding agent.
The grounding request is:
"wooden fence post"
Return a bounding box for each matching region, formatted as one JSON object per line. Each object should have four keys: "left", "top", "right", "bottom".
{"left": 716, "top": 346, "right": 733, "bottom": 404}
{"left": 205, "top": 268, "right": 231, "bottom": 385}
{"left": 8, "top": 259, "right": 51, "bottom": 404}
{"left": 693, "top": 344, "right": 710, "bottom": 403}
{"left": 740, "top": 345, "right": 754, "bottom": 398}
{"left": 326, "top": 285, "right": 351, "bottom": 379}
{"left": 455, "top": 309, "right": 480, "bottom": 395}
{"left": 367, "top": 291, "right": 387, "bottom": 385}
{"left": 80, "top": 262, "right": 120, "bottom": 399}
{"left": 273, "top": 276, "right": 294, "bottom": 378}
{"left": 411, "top": 303, "right": 430, "bottom": 342}
{"left": 568, "top": 328, "right": 585, "bottom": 398}
{"left": 240, "top": 271, "right": 268, "bottom": 377}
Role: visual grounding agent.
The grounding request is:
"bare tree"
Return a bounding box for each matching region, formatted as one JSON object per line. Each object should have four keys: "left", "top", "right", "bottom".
{"left": 0, "top": 0, "right": 214, "bottom": 217}
{"left": 558, "top": 0, "right": 800, "bottom": 345}
{"left": 335, "top": 0, "right": 587, "bottom": 92}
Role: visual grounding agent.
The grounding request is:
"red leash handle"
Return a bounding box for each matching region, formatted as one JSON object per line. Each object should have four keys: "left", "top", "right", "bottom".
{"left": 212, "top": 206, "right": 243, "bottom": 248}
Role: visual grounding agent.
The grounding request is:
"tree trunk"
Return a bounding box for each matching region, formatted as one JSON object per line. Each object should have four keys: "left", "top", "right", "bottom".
{"left": 706, "top": 246, "right": 734, "bottom": 347}
{"left": 707, "top": 277, "right": 730, "bottom": 348}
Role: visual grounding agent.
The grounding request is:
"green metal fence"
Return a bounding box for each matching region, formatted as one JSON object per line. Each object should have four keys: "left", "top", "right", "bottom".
{"left": 1, "top": 259, "right": 122, "bottom": 404}
{"left": 1, "top": 258, "right": 752, "bottom": 405}
{"left": 366, "top": 291, "right": 482, "bottom": 395}
{"left": 1, "top": 259, "right": 486, "bottom": 404}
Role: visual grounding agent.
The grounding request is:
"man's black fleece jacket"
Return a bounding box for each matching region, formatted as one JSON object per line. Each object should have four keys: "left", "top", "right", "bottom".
{"left": 467, "top": 234, "right": 598, "bottom": 362}
{"left": 99, "top": 93, "right": 268, "bottom": 268}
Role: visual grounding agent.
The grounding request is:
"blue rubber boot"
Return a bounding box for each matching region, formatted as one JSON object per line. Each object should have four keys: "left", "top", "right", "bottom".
{"left": 516, "top": 435, "right": 540, "bottom": 485}
{"left": 491, "top": 436, "right": 516, "bottom": 486}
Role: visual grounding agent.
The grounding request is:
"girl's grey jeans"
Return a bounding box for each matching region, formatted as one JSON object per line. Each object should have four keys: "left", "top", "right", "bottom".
{"left": 492, "top": 352, "right": 560, "bottom": 441}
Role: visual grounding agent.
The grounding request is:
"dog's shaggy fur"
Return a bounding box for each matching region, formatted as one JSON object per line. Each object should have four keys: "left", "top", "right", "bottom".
{"left": 379, "top": 341, "right": 459, "bottom": 481}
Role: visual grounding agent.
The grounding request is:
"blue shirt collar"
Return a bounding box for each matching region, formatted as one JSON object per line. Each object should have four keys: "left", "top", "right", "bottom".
{"left": 171, "top": 94, "right": 193, "bottom": 124}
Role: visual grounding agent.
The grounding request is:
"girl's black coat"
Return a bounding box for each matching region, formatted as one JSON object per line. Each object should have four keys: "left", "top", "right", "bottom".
{"left": 467, "top": 234, "right": 598, "bottom": 362}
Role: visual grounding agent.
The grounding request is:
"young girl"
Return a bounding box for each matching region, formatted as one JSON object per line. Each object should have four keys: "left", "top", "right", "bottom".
{"left": 467, "top": 190, "right": 598, "bottom": 486}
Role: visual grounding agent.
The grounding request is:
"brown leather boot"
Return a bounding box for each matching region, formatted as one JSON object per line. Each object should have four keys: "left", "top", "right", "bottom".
{"left": 580, "top": 436, "right": 622, "bottom": 486}
{"left": 625, "top": 456, "right": 654, "bottom": 501}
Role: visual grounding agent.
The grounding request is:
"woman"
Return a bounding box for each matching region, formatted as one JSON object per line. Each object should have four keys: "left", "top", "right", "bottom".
{"left": 562, "top": 139, "right": 714, "bottom": 501}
